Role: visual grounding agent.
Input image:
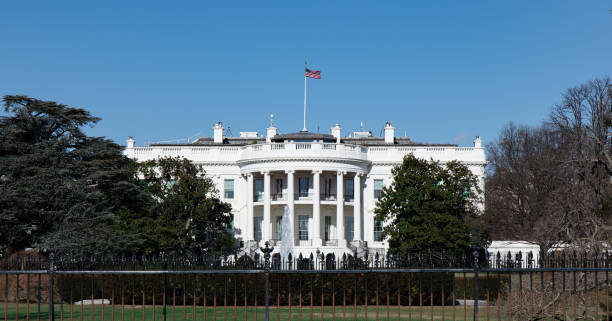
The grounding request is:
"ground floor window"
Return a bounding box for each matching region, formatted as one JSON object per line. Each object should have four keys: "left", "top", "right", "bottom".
{"left": 324, "top": 216, "right": 332, "bottom": 241}
{"left": 345, "top": 216, "right": 354, "bottom": 241}
{"left": 275, "top": 216, "right": 282, "bottom": 240}
{"left": 374, "top": 218, "right": 383, "bottom": 242}
{"left": 254, "top": 217, "right": 263, "bottom": 241}
{"left": 298, "top": 215, "right": 309, "bottom": 241}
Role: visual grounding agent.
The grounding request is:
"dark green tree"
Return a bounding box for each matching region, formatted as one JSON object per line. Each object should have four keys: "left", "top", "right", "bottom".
{"left": 119, "top": 157, "right": 236, "bottom": 256}
{"left": 0, "top": 95, "right": 147, "bottom": 256}
{"left": 374, "top": 154, "right": 485, "bottom": 256}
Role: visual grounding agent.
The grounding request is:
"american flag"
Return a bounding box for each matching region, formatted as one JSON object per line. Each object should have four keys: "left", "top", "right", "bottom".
{"left": 305, "top": 68, "right": 321, "bottom": 79}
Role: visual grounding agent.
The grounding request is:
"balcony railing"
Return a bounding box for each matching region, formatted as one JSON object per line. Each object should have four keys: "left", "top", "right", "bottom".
{"left": 343, "top": 193, "right": 354, "bottom": 201}
{"left": 270, "top": 193, "right": 285, "bottom": 201}
{"left": 295, "top": 239, "right": 312, "bottom": 246}
{"left": 295, "top": 192, "right": 313, "bottom": 200}
{"left": 320, "top": 193, "right": 336, "bottom": 201}
{"left": 323, "top": 239, "right": 338, "bottom": 246}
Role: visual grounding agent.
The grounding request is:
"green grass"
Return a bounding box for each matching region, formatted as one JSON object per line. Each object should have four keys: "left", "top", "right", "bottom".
{"left": 1, "top": 302, "right": 609, "bottom": 321}
{"left": 0, "top": 303, "right": 505, "bottom": 321}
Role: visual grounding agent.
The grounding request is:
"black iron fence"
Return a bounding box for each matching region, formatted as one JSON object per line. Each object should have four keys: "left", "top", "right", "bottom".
{"left": 1, "top": 244, "right": 611, "bottom": 321}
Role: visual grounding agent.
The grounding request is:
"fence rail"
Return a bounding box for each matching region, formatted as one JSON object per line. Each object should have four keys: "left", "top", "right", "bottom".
{"left": 1, "top": 245, "right": 611, "bottom": 321}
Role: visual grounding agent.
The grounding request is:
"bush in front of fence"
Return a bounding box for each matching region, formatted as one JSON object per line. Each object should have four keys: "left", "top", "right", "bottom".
{"left": 52, "top": 272, "right": 509, "bottom": 306}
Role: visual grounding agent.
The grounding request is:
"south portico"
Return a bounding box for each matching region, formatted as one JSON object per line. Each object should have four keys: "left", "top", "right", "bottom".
{"left": 241, "top": 166, "right": 366, "bottom": 255}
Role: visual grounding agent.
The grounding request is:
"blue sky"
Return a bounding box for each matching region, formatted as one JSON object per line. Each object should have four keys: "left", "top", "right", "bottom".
{"left": 1, "top": 1, "right": 611, "bottom": 147}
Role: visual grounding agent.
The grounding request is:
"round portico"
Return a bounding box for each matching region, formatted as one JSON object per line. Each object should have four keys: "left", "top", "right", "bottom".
{"left": 237, "top": 132, "right": 370, "bottom": 254}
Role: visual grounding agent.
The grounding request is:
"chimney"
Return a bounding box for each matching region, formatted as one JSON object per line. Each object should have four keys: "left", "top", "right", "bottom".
{"left": 473, "top": 136, "right": 482, "bottom": 148}
{"left": 384, "top": 121, "right": 395, "bottom": 144}
{"left": 330, "top": 124, "right": 341, "bottom": 143}
{"left": 126, "top": 136, "right": 135, "bottom": 148}
{"left": 213, "top": 122, "right": 224, "bottom": 144}
{"left": 266, "top": 114, "right": 277, "bottom": 143}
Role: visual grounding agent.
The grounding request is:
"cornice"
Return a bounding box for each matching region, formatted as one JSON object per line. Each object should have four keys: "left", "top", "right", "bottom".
{"left": 371, "top": 161, "right": 488, "bottom": 166}
{"left": 237, "top": 157, "right": 370, "bottom": 166}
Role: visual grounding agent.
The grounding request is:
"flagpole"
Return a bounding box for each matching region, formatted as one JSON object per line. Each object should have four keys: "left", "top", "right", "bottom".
{"left": 303, "top": 71, "right": 308, "bottom": 132}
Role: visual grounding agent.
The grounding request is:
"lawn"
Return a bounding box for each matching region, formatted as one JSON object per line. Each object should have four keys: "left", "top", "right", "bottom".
{"left": 1, "top": 303, "right": 503, "bottom": 321}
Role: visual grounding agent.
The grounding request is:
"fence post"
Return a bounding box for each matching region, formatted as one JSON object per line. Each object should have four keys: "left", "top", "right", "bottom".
{"left": 48, "top": 251, "right": 55, "bottom": 321}
{"left": 472, "top": 249, "right": 479, "bottom": 321}
{"left": 163, "top": 257, "right": 167, "bottom": 321}
{"left": 261, "top": 242, "right": 274, "bottom": 321}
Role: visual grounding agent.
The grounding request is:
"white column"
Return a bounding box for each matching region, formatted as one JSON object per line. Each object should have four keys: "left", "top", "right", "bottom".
{"left": 286, "top": 170, "right": 295, "bottom": 245}
{"left": 364, "top": 176, "right": 373, "bottom": 243}
{"left": 312, "top": 170, "right": 322, "bottom": 246}
{"left": 353, "top": 173, "right": 362, "bottom": 241}
{"left": 246, "top": 173, "right": 254, "bottom": 240}
{"left": 336, "top": 171, "right": 345, "bottom": 247}
{"left": 263, "top": 171, "right": 271, "bottom": 241}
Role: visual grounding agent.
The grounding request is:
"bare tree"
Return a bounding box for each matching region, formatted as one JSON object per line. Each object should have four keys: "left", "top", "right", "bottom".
{"left": 551, "top": 77, "right": 612, "bottom": 184}
{"left": 486, "top": 77, "right": 612, "bottom": 251}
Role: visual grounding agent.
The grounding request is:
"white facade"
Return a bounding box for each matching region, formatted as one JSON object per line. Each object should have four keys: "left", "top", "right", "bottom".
{"left": 124, "top": 122, "right": 487, "bottom": 258}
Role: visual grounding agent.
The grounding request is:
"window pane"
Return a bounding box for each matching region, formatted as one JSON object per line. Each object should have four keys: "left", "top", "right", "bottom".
{"left": 344, "top": 179, "right": 354, "bottom": 200}
{"left": 254, "top": 179, "right": 264, "bottom": 201}
{"left": 276, "top": 216, "right": 282, "bottom": 240}
{"left": 299, "top": 178, "right": 309, "bottom": 197}
{"left": 324, "top": 216, "right": 331, "bottom": 241}
{"left": 345, "top": 216, "right": 354, "bottom": 241}
{"left": 254, "top": 217, "right": 263, "bottom": 242}
{"left": 374, "top": 179, "right": 384, "bottom": 199}
{"left": 374, "top": 218, "right": 383, "bottom": 242}
{"left": 298, "top": 215, "right": 309, "bottom": 241}
{"left": 224, "top": 179, "right": 234, "bottom": 199}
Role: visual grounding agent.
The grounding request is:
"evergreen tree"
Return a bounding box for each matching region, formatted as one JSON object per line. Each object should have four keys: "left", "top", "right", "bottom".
{"left": 374, "top": 154, "right": 485, "bottom": 256}
{"left": 0, "top": 95, "right": 146, "bottom": 256}
{"left": 120, "top": 157, "right": 236, "bottom": 256}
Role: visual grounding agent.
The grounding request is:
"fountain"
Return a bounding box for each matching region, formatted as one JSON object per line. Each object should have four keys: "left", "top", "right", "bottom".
{"left": 279, "top": 205, "right": 294, "bottom": 265}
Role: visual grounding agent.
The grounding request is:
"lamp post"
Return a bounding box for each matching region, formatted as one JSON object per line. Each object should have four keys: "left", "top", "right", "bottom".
{"left": 260, "top": 242, "right": 274, "bottom": 321}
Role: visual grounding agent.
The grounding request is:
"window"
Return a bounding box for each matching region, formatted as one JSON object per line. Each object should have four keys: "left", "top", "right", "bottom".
{"left": 299, "top": 177, "right": 309, "bottom": 197}
{"left": 254, "top": 217, "right": 263, "bottom": 242}
{"left": 276, "top": 216, "right": 283, "bottom": 240}
{"left": 374, "top": 179, "right": 384, "bottom": 199}
{"left": 345, "top": 216, "right": 354, "bottom": 241}
{"left": 323, "top": 178, "right": 333, "bottom": 199}
{"left": 275, "top": 178, "right": 283, "bottom": 197}
{"left": 324, "top": 216, "right": 332, "bottom": 241}
{"left": 344, "top": 179, "right": 354, "bottom": 200}
{"left": 374, "top": 218, "right": 383, "bottom": 242}
{"left": 254, "top": 179, "right": 264, "bottom": 201}
{"left": 224, "top": 179, "right": 234, "bottom": 199}
{"left": 298, "top": 215, "right": 309, "bottom": 241}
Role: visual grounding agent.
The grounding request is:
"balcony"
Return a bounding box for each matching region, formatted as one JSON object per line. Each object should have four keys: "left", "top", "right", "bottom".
{"left": 239, "top": 142, "right": 368, "bottom": 163}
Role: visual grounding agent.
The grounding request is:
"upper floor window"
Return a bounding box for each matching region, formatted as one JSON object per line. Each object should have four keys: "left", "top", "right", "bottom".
{"left": 298, "top": 177, "right": 309, "bottom": 197}
{"left": 224, "top": 179, "right": 234, "bottom": 199}
{"left": 323, "top": 178, "right": 333, "bottom": 198}
{"left": 254, "top": 179, "right": 264, "bottom": 201}
{"left": 344, "top": 178, "right": 354, "bottom": 200}
{"left": 374, "top": 179, "right": 384, "bottom": 199}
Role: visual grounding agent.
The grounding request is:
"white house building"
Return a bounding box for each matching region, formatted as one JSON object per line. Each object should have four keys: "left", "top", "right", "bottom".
{"left": 124, "top": 121, "right": 487, "bottom": 258}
